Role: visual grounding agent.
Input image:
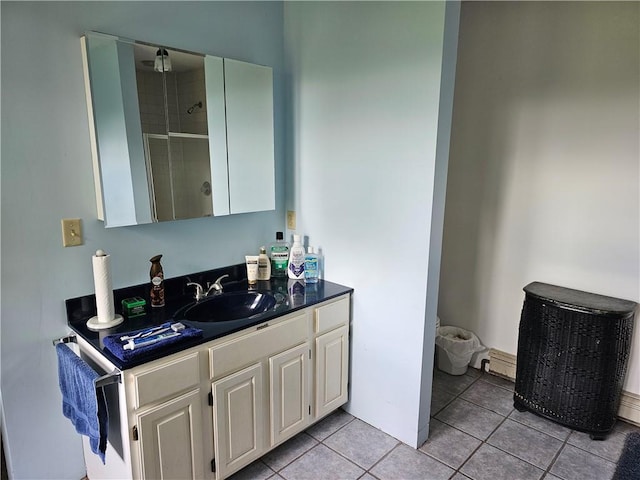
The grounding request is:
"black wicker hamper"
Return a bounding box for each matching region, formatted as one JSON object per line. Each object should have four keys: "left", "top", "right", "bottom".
{"left": 514, "top": 282, "right": 637, "bottom": 439}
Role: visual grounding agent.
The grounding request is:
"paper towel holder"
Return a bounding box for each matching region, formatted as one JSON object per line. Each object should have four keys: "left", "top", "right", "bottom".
{"left": 87, "top": 249, "right": 124, "bottom": 331}
{"left": 86, "top": 313, "right": 124, "bottom": 331}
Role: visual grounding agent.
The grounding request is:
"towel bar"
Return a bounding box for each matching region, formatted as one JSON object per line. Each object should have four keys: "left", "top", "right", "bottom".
{"left": 52, "top": 334, "right": 77, "bottom": 346}
{"left": 95, "top": 369, "right": 121, "bottom": 388}
{"left": 53, "top": 335, "right": 122, "bottom": 387}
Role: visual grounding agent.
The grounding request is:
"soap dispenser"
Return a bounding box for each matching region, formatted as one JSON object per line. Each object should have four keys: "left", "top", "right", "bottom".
{"left": 149, "top": 254, "right": 165, "bottom": 307}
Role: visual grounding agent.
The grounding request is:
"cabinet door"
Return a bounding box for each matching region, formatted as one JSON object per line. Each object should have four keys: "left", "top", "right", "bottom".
{"left": 212, "top": 363, "right": 265, "bottom": 479}
{"left": 224, "top": 58, "right": 275, "bottom": 214}
{"left": 269, "top": 343, "right": 309, "bottom": 446}
{"left": 136, "top": 389, "right": 204, "bottom": 480}
{"left": 315, "top": 325, "right": 349, "bottom": 418}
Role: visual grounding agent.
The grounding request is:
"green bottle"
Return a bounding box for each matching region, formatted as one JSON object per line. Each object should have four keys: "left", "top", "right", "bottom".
{"left": 269, "top": 232, "right": 290, "bottom": 277}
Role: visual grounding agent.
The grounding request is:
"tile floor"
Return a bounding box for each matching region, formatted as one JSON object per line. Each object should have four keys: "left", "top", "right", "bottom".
{"left": 230, "top": 367, "right": 640, "bottom": 480}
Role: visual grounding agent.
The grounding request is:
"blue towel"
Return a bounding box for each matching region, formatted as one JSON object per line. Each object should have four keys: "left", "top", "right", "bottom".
{"left": 102, "top": 325, "right": 203, "bottom": 363}
{"left": 56, "top": 343, "right": 108, "bottom": 463}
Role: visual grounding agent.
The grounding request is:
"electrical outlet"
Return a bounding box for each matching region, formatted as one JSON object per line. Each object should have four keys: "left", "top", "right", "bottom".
{"left": 287, "top": 210, "right": 296, "bottom": 230}
{"left": 61, "top": 218, "right": 83, "bottom": 247}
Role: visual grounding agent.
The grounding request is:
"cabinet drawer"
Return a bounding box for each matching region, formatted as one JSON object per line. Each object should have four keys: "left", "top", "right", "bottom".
{"left": 315, "top": 296, "right": 350, "bottom": 334}
{"left": 210, "top": 312, "right": 308, "bottom": 379}
{"left": 134, "top": 352, "right": 200, "bottom": 408}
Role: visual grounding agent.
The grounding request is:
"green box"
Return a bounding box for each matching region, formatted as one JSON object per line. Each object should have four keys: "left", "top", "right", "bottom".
{"left": 122, "top": 297, "right": 146, "bottom": 318}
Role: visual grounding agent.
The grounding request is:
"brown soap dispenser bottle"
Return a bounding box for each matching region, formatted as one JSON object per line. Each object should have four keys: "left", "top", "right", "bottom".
{"left": 149, "top": 254, "right": 165, "bottom": 307}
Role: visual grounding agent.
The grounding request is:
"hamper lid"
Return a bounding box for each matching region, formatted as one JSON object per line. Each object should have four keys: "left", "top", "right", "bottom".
{"left": 523, "top": 282, "right": 637, "bottom": 316}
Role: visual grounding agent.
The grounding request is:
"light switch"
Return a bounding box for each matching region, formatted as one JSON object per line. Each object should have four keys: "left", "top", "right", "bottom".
{"left": 287, "top": 210, "right": 296, "bottom": 230}
{"left": 61, "top": 218, "right": 83, "bottom": 247}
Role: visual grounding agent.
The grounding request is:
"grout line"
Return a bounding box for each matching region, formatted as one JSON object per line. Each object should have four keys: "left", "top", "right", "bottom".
{"left": 477, "top": 371, "right": 516, "bottom": 393}
{"left": 324, "top": 441, "right": 397, "bottom": 479}
{"left": 307, "top": 411, "right": 356, "bottom": 443}
{"left": 565, "top": 429, "right": 633, "bottom": 462}
{"left": 433, "top": 369, "right": 548, "bottom": 478}
{"left": 506, "top": 411, "right": 572, "bottom": 442}
{"left": 319, "top": 416, "right": 400, "bottom": 478}
{"left": 265, "top": 439, "right": 320, "bottom": 475}
{"left": 418, "top": 438, "right": 476, "bottom": 473}
{"left": 541, "top": 433, "right": 572, "bottom": 480}
{"left": 363, "top": 442, "right": 404, "bottom": 478}
{"left": 430, "top": 391, "right": 458, "bottom": 417}
{"left": 452, "top": 440, "right": 485, "bottom": 478}
{"left": 267, "top": 412, "right": 360, "bottom": 477}
{"left": 432, "top": 368, "right": 635, "bottom": 480}
{"left": 242, "top": 370, "right": 640, "bottom": 480}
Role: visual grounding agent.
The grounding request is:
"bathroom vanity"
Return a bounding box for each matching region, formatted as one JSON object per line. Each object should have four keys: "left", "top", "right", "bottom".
{"left": 64, "top": 270, "right": 352, "bottom": 480}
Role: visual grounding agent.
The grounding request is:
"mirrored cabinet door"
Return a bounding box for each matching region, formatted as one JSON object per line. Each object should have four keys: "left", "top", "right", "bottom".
{"left": 134, "top": 43, "right": 214, "bottom": 222}
{"left": 225, "top": 58, "right": 275, "bottom": 215}
{"left": 81, "top": 32, "right": 152, "bottom": 227}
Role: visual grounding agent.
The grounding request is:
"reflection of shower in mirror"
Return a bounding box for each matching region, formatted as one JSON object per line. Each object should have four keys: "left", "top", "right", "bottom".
{"left": 187, "top": 101, "right": 203, "bottom": 114}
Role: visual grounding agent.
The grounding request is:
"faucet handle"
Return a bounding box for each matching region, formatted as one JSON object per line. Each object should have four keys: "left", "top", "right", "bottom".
{"left": 187, "top": 282, "right": 206, "bottom": 301}
{"left": 207, "top": 274, "right": 229, "bottom": 295}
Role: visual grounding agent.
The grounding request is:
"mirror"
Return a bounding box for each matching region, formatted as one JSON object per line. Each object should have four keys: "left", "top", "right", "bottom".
{"left": 134, "top": 43, "right": 214, "bottom": 221}
{"left": 81, "top": 32, "right": 275, "bottom": 227}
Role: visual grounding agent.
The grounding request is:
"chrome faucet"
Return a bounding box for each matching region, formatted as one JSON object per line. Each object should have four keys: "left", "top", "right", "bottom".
{"left": 207, "top": 274, "right": 229, "bottom": 295}
{"left": 187, "top": 274, "right": 229, "bottom": 301}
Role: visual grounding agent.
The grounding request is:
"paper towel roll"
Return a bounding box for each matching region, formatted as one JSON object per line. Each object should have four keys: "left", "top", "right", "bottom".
{"left": 87, "top": 250, "right": 123, "bottom": 330}
{"left": 93, "top": 251, "right": 115, "bottom": 323}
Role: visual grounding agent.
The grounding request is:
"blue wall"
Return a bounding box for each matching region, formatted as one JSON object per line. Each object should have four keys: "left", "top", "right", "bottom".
{"left": 1, "top": 2, "right": 284, "bottom": 478}
{"left": 283, "top": 1, "right": 455, "bottom": 447}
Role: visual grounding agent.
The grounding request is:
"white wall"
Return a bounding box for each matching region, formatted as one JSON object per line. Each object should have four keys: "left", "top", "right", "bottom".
{"left": 1, "top": 2, "right": 284, "bottom": 479}
{"left": 284, "top": 1, "right": 455, "bottom": 447}
{"left": 439, "top": 2, "right": 640, "bottom": 394}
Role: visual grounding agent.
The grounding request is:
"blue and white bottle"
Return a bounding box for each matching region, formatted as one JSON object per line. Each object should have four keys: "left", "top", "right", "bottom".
{"left": 287, "top": 234, "right": 305, "bottom": 280}
{"left": 304, "top": 246, "right": 319, "bottom": 284}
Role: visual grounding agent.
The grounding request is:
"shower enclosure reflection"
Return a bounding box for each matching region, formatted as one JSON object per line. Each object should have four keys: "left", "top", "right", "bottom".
{"left": 134, "top": 44, "right": 213, "bottom": 221}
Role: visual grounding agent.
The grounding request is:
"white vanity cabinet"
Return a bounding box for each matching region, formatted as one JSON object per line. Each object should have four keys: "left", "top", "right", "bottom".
{"left": 211, "top": 363, "right": 266, "bottom": 477}
{"left": 208, "top": 310, "right": 311, "bottom": 479}
{"left": 269, "top": 342, "right": 310, "bottom": 445}
{"left": 136, "top": 390, "right": 205, "bottom": 479}
{"left": 126, "top": 351, "right": 206, "bottom": 480}
{"left": 77, "top": 293, "right": 350, "bottom": 480}
{"left": 314, "top": 297, "right": 350, "bottom": 418}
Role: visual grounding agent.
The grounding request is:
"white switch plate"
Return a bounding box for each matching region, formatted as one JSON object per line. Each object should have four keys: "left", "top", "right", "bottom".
{"left": 61, "top": 218, "right": 83, "bottom": 247}
{"left": 287, "top": 210, "right": 296, "bottom": 230}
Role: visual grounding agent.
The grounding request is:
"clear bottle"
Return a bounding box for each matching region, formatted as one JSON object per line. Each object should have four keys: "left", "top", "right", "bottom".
{"left": 287, "top": 234, "right": 305, "bottom": 280}
{"left": 269, "top": 232, "right": 290, "bottom": 278}
{"left": 304, "top": 246, "right": 319, "bottom": 284}
{"left": 257, "top": 246, "right": 271, "bottom": 281}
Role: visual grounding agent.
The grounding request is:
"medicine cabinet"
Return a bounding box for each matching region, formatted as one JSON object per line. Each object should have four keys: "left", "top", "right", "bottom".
{"left": 81, "top": 32, "right": 275, "bottom": 227}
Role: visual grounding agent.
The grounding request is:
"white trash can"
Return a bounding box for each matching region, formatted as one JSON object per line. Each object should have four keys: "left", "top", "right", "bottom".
{"left": 435, "top": 326, "right": 482, "bottom": 375}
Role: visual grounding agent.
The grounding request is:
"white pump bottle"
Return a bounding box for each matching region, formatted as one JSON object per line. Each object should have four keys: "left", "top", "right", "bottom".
{"left": 287, "top": 234, "right": 305, "bottom": 280}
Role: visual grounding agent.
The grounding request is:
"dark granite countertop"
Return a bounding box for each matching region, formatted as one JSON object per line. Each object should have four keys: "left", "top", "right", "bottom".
{"left": 66, "top": 263, "right": 353, "bottom": 370}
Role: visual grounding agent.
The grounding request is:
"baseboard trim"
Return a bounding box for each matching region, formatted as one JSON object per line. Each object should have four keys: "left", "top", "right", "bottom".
{"left": 618, "top": 391, "right": 640, "bottom": 426}
{"left": 488, "top": 348, "right": 640, "bottom": 426}
{"left": 488, "top": 348, "right": 516, "bottom": 380}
